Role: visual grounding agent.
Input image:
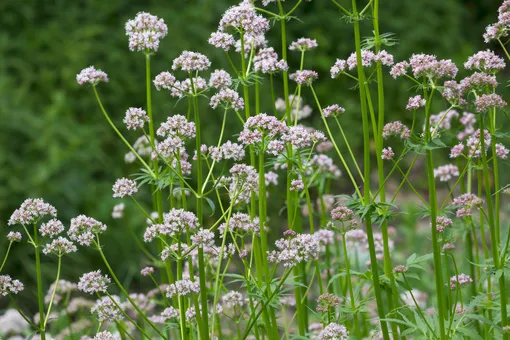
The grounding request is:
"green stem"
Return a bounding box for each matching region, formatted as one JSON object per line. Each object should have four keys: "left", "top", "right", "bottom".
{"left": 43, "top": 256, "right": 61, "bottom": 328}
{"left": 342, "top": 233, "right": 361, "bottom": 339}
{"left": 34, "top": 223, "right": 46, "bottom": 340}
{"left": 92, "top": 86, "right": 154, "bottom": 177}
{"left": 0, "top": 242, "right": 12, "bottom": 273}
{"left": 423, "top": 87, "right": 447, "bottom": 340}
{"left": 352, "top": 0, "right": 389, "bottom": 337}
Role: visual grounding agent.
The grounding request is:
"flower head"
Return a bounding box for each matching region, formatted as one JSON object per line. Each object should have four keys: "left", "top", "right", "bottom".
{"left": 406, "top": 95, "right": 426, "bottom": 110}
{"left": 317, "top": 323, "right": 349, "bottom": 340}
{"left": 290, "top": 70, "right": 318, "bottom": 86}
{"left": 77, "top": 270, "right": 111, "bottom": 294}
{"left": 289, "top": 38, "right": 318, "bottom": 52}
{"left": 0, "top": 275, "right": 24, "bottom": 296}
{"left": 43, "top": 237, "right": 78, "bottom": 256}
{"left": 475, "top": 93, "right": 506, "bottom": 112}
{"left": 322, "top": 104, "right": 345, "bottom": 118}
{"left": 153, "top": 72, "right": 176, "bottom": 90}
{"left": 8, "top": 198, "right": 57, "bottom": 226}
{"left": 253, "top": 47, "right": 288, "bottom": 74}
{"left": 210, "top": 89, "right": 245, "bottom": 110}
{"left": 40, "top": 219, "right": 65, "bottom": 238}
{"left": 68, "top": 215, "right": 107, "bottom": 246}
{"left": 125, "top": 12, "right": 168, "bottom": 52}
{"left": 209, "top": 69, "right": 232, "bottom": 89}
{"left": 112, "top": 178, "right": 138, "bottom": 198}
{"left": 464, "top": 50, "right": 505, "bottom": 73}
{"left": 91, "top": 296, "right": 124, "bottom": 322}
{"left": 208, "top": 32, "right": 236, "bottom": 51}
{"left": 434, "top": 164, "right": 459, "bottom": 182}
{"left": 157, "top": 114, "right": 196, "bottom": 139}
{"left": 124, "top": 108, "right": 149, "bottom": 130}
{"left": 267, "top": 233, "right": 320, "bottom": 267}
{"left": 219, "top": 1, "right": 269, "bottom": 36}
{"left": 172, "top": 51, "right": 211, "bottom": 72}
{"left": 166, "top": 279, "right": 200, "bottom": 298}
{"left": 7, "top": 231, "right": 22, "bottom": 242}
{"left": 76, "top": 66, "right": 108, "bottom": 86}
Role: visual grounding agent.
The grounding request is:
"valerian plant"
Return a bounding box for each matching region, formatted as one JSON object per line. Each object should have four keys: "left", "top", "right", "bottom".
{"left": 2, "top": 0, "right": 510, "bottom": 339}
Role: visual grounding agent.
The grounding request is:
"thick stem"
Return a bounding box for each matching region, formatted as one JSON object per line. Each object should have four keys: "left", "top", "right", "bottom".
{"left": 33, "top": 224, "right": 46, "bottom": 340}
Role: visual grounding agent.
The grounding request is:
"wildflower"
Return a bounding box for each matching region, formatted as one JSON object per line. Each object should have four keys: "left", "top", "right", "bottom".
{"left": 457, "top": 112, "right": 476, "bottom": 140}
{"left": 238, "top": 113, "right": 288, "bottom": 146}
{"left": 442, "top": 243, "right": 456, "bottom": 252}
{"left": 289, "top": 38, "right": 318, "bottom": 51}
{"left": 91, "top": 296, "right": 124, "bottom": 322}
{"left": 171, "top": 77, "right": 207, "bottom": 98}
{"left": 267, "top": 233, "right": 320, "bottom": 267}
{"left": 433, "top": 164, "right": 459, "bottom": 182}
{"left": 346, "top": 50, "right": 376, "bottom": 70}
{"left": 382, "top": 121, "right": 411, "bottom": 139}
{"left": 111, "top": 203, "right": 125, "bottom": 219}
{"left": 331, "top": 206, "right": 354, "bottom": 222}
{"left": 123, "top": 107, "right": 149, "bottom": 131}
{"left": 140, "top": 267, "right": 154, "bottom": 276}
{"left": 112, "top": 178, "right": 138, "bottom": 198}
{"left": 406, "top": 95, "right": 426, "bottom": 110}
{"left": 322, "top": 104, "right": 345, "bottom": 118}
{"left": 466, "top": 129, "right": 492, "bottom": 158}
{"left": 208, "top": 31, "right": 236, "bottom": 51}
{"left": 210, "top": 89, "right": 245, "bottom": 110}
{"left": 253, "top": 47, "right": 288, "bottom": 74}
{"left": 452, "top": 193, "right": 483, "bottom": 218}
{"left": 156, "top": 136, "right": 184, "bottom": 158}
{"left": 316, "top": 293, "right": 341, "bottom": 312}
{"left": 265, "top": 171, "right": 278, "bottom": 186}
{"left": 153, "top": 71, "right": 176, "bottom": 90}
{"left": 39, "top": 219, "right": 65, "bottom": 238}
{"left": 225, "top": 163, "right": 259, "bottom": 205}
{"left": 7, "top": 231, "right": 22, "bottom": 242}
{"left": 43, "top": 237, "right": 77, "bottom": 256}
{"left": 282, "top": 126, "right": 326, "bottom": 149}
{"left": 219, "top": 212, "right": 259, "bottom": 236}
{"left": 76, "top": 66, "right": 109, "bottom": 86}
{"left": 375, "top": 50, "right": 395, "bottom": 66}
{"left": 390, "top": 61, "right": 409, "bottom": 78}
{"left": 208, "top": 141, "right": 246, "bottom": 161}
{"left": 317, "top": 323, "right": 349, "bottom": 340}
{"left": 161, "top": 307, "right": 179, "bottom": 320}
{"left": 464, "top": 50, "right": 505, "bottom": 73}
{"left": 475, "top": 93, "right": 506, "bottom": 112}
{"left": 449, "top": 274, "right": 473, "bottom": 290}
{"left": 483, "top": 23, "right": 506, "bottom": 43}
{"left": 290, "top": 70, "right": 318, "bottom": 86}
{"left": 185, "top": 307, "right": 196, "bottom": 322}
{"left": 209, "top": 69, "right": 232, "bottom": 89}
{"left": 222, "top": 291, "right": 245, "bottom": 308}
{"left": 68, "top": 215, "right": 107, "bottom": 246}
{"left": 459, "top": 72, "right": 498, "bottom": 94}
{"left": 330, "top": 59, "right": 347, "bottom": 78}
{"left": 235, "top": 33, "right": 268, "bottom": 55}
{"left": 442, "top": 80, "right": 465, "bottom": 105}
{"left": 143, "top": 209, "right": 199, "bottom": 242}
{"left": 44, "top": 280, "right": 76, "bottom": 305}
{"left": 77, "top": 270, "right": 111, "bottom": 294}
{"left": 191, "top": 229, "right": 215, "bottom": 248}
{"left": 290, "top": 179, "right": 304, "bottom": 191}
{"left": 496, "top": 143, "right": 509, "bottom": 159}
{"left": 435, "top": 216, "right": 453, "bottom": 232}
{"left": 125, "top": 12, "right": 167, "bottom": 52}
{"left": 408, "top": 54, "right": 458, "bottom": 79}
{"left": 8, "top": 198, "right": 57, "bottom": 226}
{"left": 172, "top": 51, "right": 211, "bottom": 72}
{"left": 218, "top": 1, "right": 269, "bottom": 36}
{"left": 166, "top": 279, "right": 200, "bottom": 298}
{"left": 393, "top": 265, "right": 408, "bottom": 273}
{"left": 157, "top": 114, "right": 196, "bottom": 139}
{"left": 450, "top": 143, "right": 465, "bottom": 158}
{"left": 381, "top": 147, "right": 395, "bottom": 160}
{"left": 0, "top": 275, "right": 24, "bottom": 296}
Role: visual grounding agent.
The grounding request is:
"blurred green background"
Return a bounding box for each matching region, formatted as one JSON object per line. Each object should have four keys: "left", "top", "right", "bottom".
{"left": 0, "top": 0, "right": 506, "bottom": 311}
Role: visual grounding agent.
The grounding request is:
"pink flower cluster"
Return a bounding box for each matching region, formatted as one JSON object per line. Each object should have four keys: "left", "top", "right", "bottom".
{"left": 382, "top": 121, "right": 411, "bottom": 139}
{"left": 8, "top": 198, "right": 57, "bottom": 226}
{"left": 267, "top": 233, "right": 320, "bottom": 267}
{"left": 125, "top": 12, "right": 168, "bottom": 52}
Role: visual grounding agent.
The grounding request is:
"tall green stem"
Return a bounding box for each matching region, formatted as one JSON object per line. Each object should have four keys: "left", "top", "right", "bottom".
{"left": 352, "top": 0, "right": 390, "bottom": 338}
{"left": 423, "top": 87, "right": 447, "bottom": 340}
{"left": 34, "top": 224, "right": 46, "bottom": 340}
